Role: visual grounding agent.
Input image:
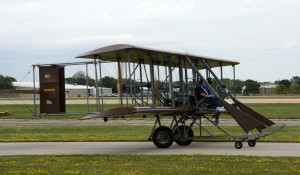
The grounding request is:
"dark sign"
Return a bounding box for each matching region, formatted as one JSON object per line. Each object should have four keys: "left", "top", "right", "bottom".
{"left": 39, "top": 67, "right": 65, "bottom": 113}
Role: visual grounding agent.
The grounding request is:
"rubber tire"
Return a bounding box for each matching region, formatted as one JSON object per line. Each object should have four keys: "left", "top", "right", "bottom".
{"left": 235, "top": 141, "right": 243, "bottom": 149}
{"left": 152, "top": 126, "right": 174, "bottom": 148}
{"left": 248, "top": 140, "right": 256, "bottom": 147}
{"left": 174, "top": 125, "right": 194, "bottom": 146}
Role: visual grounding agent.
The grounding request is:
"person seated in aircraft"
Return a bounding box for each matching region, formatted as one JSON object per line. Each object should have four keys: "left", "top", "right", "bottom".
{"left": 195, "top": 79, "right": 226, "bottom": 112}
{"left": 203, "top": 77, "right": 213, "bottom": 95}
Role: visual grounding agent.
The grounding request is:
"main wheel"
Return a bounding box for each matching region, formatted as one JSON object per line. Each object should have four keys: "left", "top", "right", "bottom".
{"left": 174, "top": 125, "right": 194, "bottom": 146}
{"left": 248, "top": 140, "right": 256, "bottom": 147}
{"left": 235, "top": 141, "right": 243, "bottom": 149}
{"left": 152, "top": 126, "right": 174, "bottom": 148}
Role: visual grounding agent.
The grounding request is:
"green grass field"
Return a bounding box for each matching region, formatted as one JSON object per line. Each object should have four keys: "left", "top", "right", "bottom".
{"left": 236, "top": 95, "right": 300, "bottom": 99}
{"left": 0, "top": 125, "right": 297, "bottom": 142}
{"left": 0, "top": 154, "right": 299, "bottom": 175}
{"left": 240, "top": 103, "right": 300, "bottom": 119}
{"left": 0, "top": 104, "right": 121, "bottom": 119}
{"left": 1, "top": 103, "right": 300, "bottom": 119}
{"left": 0, "top": 97, "right": 120, "bottom": 100}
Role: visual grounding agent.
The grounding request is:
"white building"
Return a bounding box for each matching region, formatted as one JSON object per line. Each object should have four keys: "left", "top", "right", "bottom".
{"left": 259, "top": 84, "right": 276, "bottom": 95}
{"left": 3, "top": 82, "right": 112, "bottom": 98}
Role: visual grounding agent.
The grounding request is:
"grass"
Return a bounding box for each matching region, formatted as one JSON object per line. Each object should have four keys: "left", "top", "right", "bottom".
{"left": 0, "top": 97, "right": 120, "bottom": 100}
{"left": 0, "top": 154, "right": 299, "bottom": 175}
{"left": 1, "top": 103, "right": 300, "bottom": 119}
{"left": 0, "top": 104, "right": 121, "bottom": 119}
{"left": 236, "top": 95, "right": 300, "bottom": 99}
{"left": 0, "top": 125, "right": 297, "bottom": 142}
{"left": 238, "top": 103, "right": 300, "bottom": 119}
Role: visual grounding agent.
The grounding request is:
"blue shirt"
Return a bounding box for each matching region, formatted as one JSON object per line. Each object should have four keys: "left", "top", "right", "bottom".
{"left": 204, "top": 86, "right": 213, "bottom": 95}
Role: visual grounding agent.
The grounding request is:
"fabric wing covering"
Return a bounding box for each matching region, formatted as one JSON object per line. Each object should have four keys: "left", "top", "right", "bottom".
{"left": 76, "top": 44, "right": 239, "bottom": 69}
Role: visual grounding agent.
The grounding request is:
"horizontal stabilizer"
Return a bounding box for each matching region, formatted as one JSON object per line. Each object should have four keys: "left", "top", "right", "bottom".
{"left": 219, "top": 98, "right": 265, "bottom": 133}
{"left": 232, "top": 98, "right": 275, "bottom": 132}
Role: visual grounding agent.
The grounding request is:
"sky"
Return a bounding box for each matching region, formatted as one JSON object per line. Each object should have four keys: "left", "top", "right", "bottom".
{"left": 0, "top": 0, "right": 299, "bottom": 83}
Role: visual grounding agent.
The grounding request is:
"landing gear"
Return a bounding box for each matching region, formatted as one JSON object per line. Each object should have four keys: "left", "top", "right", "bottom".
{"left": 152, "top": 126, "right": 174, "bottom": 148}
{"left": 248, "top": 139, "right": 256, "bottom": 147}
{"left": 174, "top": 125, "right": 194, "bottom": 146}
{"left": 235, "top": 141, "right": 243, "bottom": 149}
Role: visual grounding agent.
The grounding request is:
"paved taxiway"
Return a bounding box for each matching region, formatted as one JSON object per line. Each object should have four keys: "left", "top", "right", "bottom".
{"left": 0, "top": 142, "right": 299, "bottom": 157}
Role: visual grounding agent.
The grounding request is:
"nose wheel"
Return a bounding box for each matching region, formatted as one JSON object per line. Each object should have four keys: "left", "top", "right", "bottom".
{"left": 235, "top": 141, "right": 243, "bottom": 149}
{"left": 235, "top": 139, "right": 257, "bottom": 149}
{"left": 248, "top": 139, "right": 256, "bottom": 147}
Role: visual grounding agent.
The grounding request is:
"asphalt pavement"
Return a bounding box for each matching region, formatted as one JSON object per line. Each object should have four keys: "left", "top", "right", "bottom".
{"left": 0, "top": 142, "right": 299, "bottom": 157}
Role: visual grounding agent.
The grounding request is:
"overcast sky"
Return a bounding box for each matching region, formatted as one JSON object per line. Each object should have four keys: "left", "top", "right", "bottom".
{"left": 0, "top": 0, "right": 299, "bottom": 82}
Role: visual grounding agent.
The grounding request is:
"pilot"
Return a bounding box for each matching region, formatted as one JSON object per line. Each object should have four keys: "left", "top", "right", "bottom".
{"left": 204, "top": 77, "right": 213, "bottom": 95}
{"left": 195, "top": 79, "right": 225, "bottom": 112}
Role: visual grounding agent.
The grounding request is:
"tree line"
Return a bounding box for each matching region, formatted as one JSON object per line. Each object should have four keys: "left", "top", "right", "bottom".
{"left": 1, "top": 71, "right": 299, "bottom": 95}
{"left": 64, "top": 71, "right": 300, "bottom": 95}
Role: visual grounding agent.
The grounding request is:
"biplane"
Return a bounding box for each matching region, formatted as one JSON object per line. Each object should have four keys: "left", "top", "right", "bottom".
{"left": 77, "top": 44, "right": 284, "bottom": 149}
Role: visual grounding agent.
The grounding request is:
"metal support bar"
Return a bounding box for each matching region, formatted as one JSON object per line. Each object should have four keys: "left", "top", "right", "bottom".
{"left": 139, "top": 60, "right": 144, "bottom": 107}
{"left": 125, "top": 59, "right": 128, "bottom": 107}
{"left": 33, "top": 65, "right": 37, "bottom": 116}
{"left": 124, "top": 63, "right": 140, "bottom": 85}
{"left": 161, "top": 66, "right": 176, "bottom": 88}
{"left": 128, "top": 52, "right": 134, "bottom": 106}
{"left": 99, "top": 62, "right": 104, "bottom": 111}
{"left": 220, "top": 63, "right": 223, "bottom": 81}
{"left": 192, "top": 59, "right": 196, "bottom": 87}
{"left": 157, "top": 64, "right": 161, "bottom": 107}
{"left": 178, "top": 57, "right": 185, "bottom": 105}
{"left": 206, "top": 69, "right": 209, "bottom": 79}
{"left": 143, "top": 60, "right": 149, "bottom": 82}
{"left": 168, "top": 57, "right": 175, "bottom": 107}
{"left": 149, "top": 54, "right": 156, "bottom": 107}
{"left": 156, "top": 115, "right": 161, "bottom": 126}
{"left": 184, "top": 58, "right": 189, "bottom": 105}
{"left": 196, "top": 60, "right": 199, "bottom": 83}
{"left": 191, "top": 118, "right": 215, "bottom": 137}
{"left": 133, "top": 63, "right": 136, "bottom": 106}
{"left": 233, "top": 65, "right": 236, "bottom": 97}
{"left": 200, "top": 58, "right": 234, "bottom": 99}
{"left": 203, "top": 116, "right": 231, "bottom": 136}
{"left": 94, "top": 59, "right": 99, "bottom": 112}
{"left": 86, "top": 64, "right": 89, "bottom": 113}
{"left": 186, "top": 57, "right": 219, "bottom": 98}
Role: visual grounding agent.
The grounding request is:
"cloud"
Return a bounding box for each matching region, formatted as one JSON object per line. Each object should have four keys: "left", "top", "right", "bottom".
{"left": 0, "top": 0, "right": 300, "bottom": 82}
{"left": 135, "top": 1, "right": 194, "bottom": 17}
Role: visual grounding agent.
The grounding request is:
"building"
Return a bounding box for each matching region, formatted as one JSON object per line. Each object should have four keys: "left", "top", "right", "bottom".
{"left": 259, "top": 84, "right": 276, "bottom": 95}
{"left": 0, "top": 82, "right": 112, "bottom": 98}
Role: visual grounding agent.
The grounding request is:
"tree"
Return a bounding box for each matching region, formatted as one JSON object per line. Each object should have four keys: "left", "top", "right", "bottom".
{"left": 243, "top": 79, "right": 260, "bottom": 95}
{"left": 291, "top": 76, "right": 300, "bottom": 85}
{"left": 0, "top": 74, "right": 16, "bottom": 89}
{"left": 278, "top": 79, "right": 291, "bottom": 88}
{"left": 99, "top": 76, "right": 117, "bottom": 93}
{"left": 275, "top": 84, "right": 287, "bottom": 94}
{"left": 289, "top": 84, "right": 300, "bottom": 94}
{"left": 65, "top": 71, "right": 95, "bottom": 86}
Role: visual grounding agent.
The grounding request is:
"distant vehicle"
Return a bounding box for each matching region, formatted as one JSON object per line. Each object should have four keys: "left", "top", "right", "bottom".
{"left": 112, "top": 93, "right": 118, "bottom": 97}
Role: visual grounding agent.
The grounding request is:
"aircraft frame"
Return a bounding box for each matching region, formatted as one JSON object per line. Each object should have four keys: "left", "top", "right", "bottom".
{"left": 78, "top": 44, "right": 284, "bottom": 149}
